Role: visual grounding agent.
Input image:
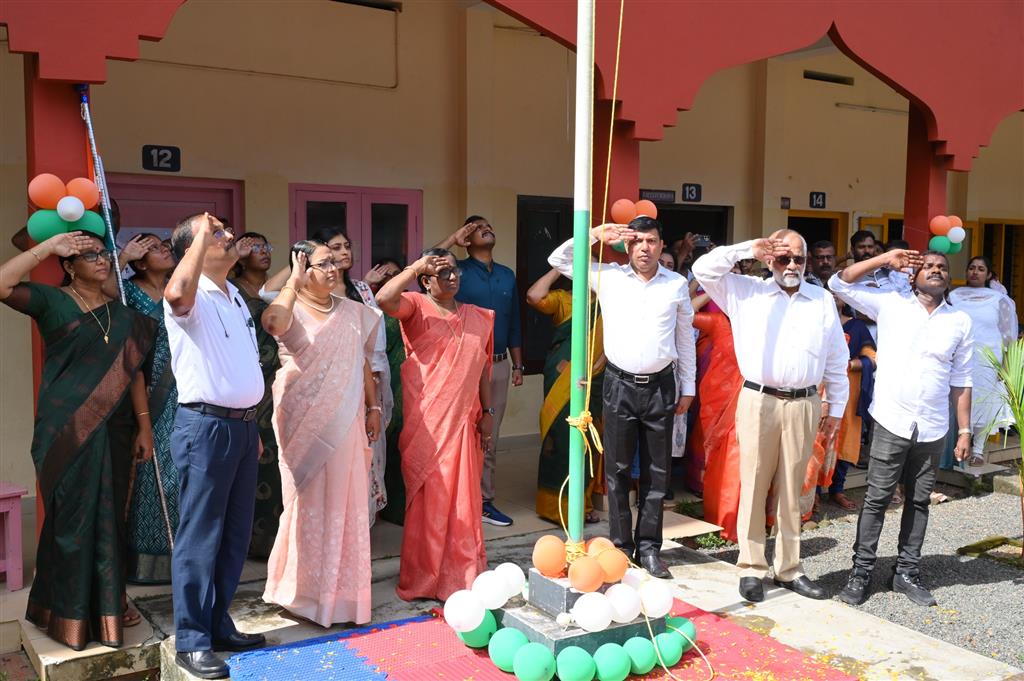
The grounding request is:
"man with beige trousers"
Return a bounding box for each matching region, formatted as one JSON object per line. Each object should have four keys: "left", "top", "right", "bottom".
{"left": 693, "top": 230, "right": 848, "bottom": 602}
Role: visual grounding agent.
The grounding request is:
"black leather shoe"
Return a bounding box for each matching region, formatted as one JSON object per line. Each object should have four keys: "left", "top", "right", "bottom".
{"left": 212, "top": 630, "right": 266, "bottom": 652}
{"left": 838, "top": 569, "right": 870, "bottom": 605}
{"left": 175, "top": 651, "right": 229, "bottom": 680}
{"left": 738, "top": 577, "right": 764, "bottom": 602}
{"left": 773, "top": 575, "right": 827, "bottom": 600}
{"left": 892, "top": 571, "right": 936, "bottom": 607}
{"left": 637, "top": 553, "right": 672, "bottom": 579}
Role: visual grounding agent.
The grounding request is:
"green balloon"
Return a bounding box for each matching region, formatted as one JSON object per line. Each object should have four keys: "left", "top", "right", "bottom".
{"left": 458, "top": 609, "right": 496, "bottom": 648}
{"left": 75, "top": 210, "right": 107, "bottom": 237}
{"left": 666, "top": 616, "right": 697, "bottom": 652}
{"left": 512, "top": 642, "right": 556, "bottom": 681}
{"left": 488, "top": 627, "right": 529, "bottom": 673}
{"left": 592, "top": 643, "right": 630, "bottom": 681}
{"left": 928, "top": 235, "right": 951, "bottom": 254}
{"left": 27, "top": 210, "right": 71, "bottom": 243}
{"left": 555, "top": 646, "right": 596, "bottom": 681}
{"left": 947, "top": 241, "right": 963, "bottom": 254}
{"left": 611, "top": 240, "right": 627, "bottom": 253}
{"left": 622, "top": 637, "right": 657, "bottom": 674}
{"left": 654, "top": 632, "right": 684, "bottom": 667}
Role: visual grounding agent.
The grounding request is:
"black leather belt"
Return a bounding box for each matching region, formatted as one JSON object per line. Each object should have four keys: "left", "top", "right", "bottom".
{"left": 606, "top": 362, "right": 674, "bottom": 385}
{"left": 493, "top": 351, "right": 508, "bottom": 363}
{"left": 182, "top": 402, "right": 258, "bottom": 421}
{"left": 743, "top": 380, "right": 817, "bottom": 399}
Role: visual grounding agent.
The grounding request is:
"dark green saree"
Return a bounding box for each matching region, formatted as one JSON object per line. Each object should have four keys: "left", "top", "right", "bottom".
{"left": 6, "top": 282, "right": 153, "bottom": 650}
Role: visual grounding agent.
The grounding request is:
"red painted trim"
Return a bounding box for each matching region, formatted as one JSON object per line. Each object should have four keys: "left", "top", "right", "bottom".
{"left": 105, "top": 172, "right": 246, "bottom": 231}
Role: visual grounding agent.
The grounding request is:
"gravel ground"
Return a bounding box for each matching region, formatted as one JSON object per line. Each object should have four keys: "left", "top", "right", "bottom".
{"left": 697, "top": 485, "right": 1024, "bottom": 666}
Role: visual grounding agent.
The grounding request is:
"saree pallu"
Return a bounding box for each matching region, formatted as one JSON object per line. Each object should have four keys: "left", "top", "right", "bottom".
{"left": 396, "top": 293, "right": 492, "bottom": 602}
{"left": 26, "top": 297, "right": 154, "bottom": 650}
{"left": 533, "top": 290, "right": 605, "bottom": 523}
{"left": 380, "top": 315, "right": 407, "bottom": 526}
{"left": 233, "top": 283, "right": 284, "bottom": 559}
{"left": 124, "top": 280, "right": 180, "bottom": 583}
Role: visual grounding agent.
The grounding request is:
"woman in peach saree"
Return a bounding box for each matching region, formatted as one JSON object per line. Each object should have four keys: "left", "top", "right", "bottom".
{"left": 261, "top": 241, "right": 382, "bottom": 626}
{"left": 377, "top": 248, "right": 494, "bottom": 602}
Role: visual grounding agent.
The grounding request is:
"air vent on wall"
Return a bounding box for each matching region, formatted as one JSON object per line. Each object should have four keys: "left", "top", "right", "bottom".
{"left": 803, "top": 70, "right": 854, "bottom": 86}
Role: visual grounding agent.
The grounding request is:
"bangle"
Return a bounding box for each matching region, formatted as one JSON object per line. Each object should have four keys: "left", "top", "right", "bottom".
{"left": 281, "top": 285, "right": 297, "bottom": 295}
{"left": 367, "top": 405, "right": 382, "bottom": 413}
{"left": 957, "top": 428, "right": 972, "bottom": 436}
{"left": 136, "top": 411, "right": 150, "bottom": 417}
{"left": 29, "top": 249, "right": 43, "bottom": 263}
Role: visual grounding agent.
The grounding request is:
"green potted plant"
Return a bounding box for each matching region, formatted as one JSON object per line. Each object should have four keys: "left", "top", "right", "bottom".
{"left": 981, "top": 338, "right": 1024, "bottom": 561}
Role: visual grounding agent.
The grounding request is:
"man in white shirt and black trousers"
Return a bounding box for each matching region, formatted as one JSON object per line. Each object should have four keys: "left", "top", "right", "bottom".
{"left": 165, "top": 213, "right": 266, "bottom": 680}
{"left": 693, "top": 230, "right": 848, "bottom": 603}
{"left": 549, "top": 216, "right": 696, "bottom": 579}
{"left": 830, "top": 248, "right": 973, "bottom": 607}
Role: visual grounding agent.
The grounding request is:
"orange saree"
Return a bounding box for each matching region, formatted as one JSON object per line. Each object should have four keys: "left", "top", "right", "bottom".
{"left": 394, "top": 293, "right": 493, "bottom": 602}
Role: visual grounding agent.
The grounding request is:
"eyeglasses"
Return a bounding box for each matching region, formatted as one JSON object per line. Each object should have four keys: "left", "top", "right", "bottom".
{"left": 213, "top": 226, "right": 235, "bottom": 240}
{"left": 775, "top": 255, "right": 806, "bottom": 267}
{"left": 249, "top": 244, "right": 273, "bottom": 254}
{"left": 310, "top": 259, "right": 339, "bottom": 272}
{"left": 76, "top": 250, "right": 113, "bottom": 263}
{"left": 432, "top": 268, "right": 463, "bottom": 281}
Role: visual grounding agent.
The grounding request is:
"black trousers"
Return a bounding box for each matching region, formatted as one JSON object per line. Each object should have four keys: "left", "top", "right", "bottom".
{"left": 852, "top": 422, "right": 943, "bottom": 576}
{"left": 603, "top": 363, "right": 675, "bottom": 557}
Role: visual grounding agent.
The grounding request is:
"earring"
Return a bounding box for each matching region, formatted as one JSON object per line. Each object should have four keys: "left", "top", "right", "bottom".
{"left": 70, "top": 271, "right": 76, "bottom": 281}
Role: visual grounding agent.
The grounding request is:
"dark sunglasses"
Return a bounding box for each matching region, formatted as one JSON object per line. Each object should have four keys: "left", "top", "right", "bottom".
{"left": 76, "top": 250, "right": 113, "bottom": 263}
{"left": 775, "top": 255, "right": 806, "bottom": 266}
{"left": 432, "top": 268, "right": 463, "bottom": 281}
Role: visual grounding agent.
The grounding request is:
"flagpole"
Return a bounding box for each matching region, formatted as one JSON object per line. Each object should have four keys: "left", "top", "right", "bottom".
{"left": 568, "top": 0, "right": 595, "bottom": 544}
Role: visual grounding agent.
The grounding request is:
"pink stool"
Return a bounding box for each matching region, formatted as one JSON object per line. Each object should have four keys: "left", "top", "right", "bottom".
{"left": 0, "top": 482, "right": 28, "bottom": 591}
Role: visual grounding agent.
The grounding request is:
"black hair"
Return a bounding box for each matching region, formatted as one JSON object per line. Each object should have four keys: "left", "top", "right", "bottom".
{"left": 417, "top": 247, "right": 456, "bottom": 292}
{"left": 171, "top": 213, "right": 205, "bottom": 261}
{"left": 309, "top": 226, "right": 362, "bottom": 304}
{"left": 810, "top": 240, "right": 835, "bottom": 252}
{"left": 374, "top": 256, "right": 403, "bottom": 270}
{"left": 885, "top": 239, "right": 910, "bottom": 251}
{"left": 463, "top": 215, "right": 486, "bottom": 225}
{"left": 849, "top": 230, "right": 877, "bottom": 249}
{"left": 58, "top": 233, "right": 106, "bottom": 286}
{"left": 230, "top": 231, "right": 269, "bottom": 278}
{"left": 967, "top": 255, "right": 995, "bottom": 287}
{"left": 659, "top": 251, "right": 677, "bottom": 269}
{"left": 290, "top": 240, "right": 323, "bottom": 270}
{"left": 128, "top": 232, "right": 163, "bottom": 279}
{"left": 912, "top": 250, "right": 952, "bottom": 300}
{"left": 628, "top": 215, "right": 663, "bottom": 240}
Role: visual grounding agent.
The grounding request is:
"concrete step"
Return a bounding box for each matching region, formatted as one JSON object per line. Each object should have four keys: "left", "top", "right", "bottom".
{"left": 937, "top": 461, "right": 1009, "bottom": 489}
{"left": 993, "top": 472, "right": 1023, "bottom": 496}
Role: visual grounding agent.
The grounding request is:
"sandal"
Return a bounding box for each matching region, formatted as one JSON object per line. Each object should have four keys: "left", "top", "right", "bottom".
{"left": 123, "top": 604, "right": 142, "bottom": 628}
{"left": 831, "top": 492, "right": 858, "bottom": 511}
{"left": 968, "top": 453, "right": 985, "bottom": 467}
{"left": 584, "top": 511, "right": 600, "bottom": 524}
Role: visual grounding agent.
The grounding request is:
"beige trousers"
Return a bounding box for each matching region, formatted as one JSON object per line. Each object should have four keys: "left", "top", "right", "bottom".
{"left": 735, "top": 387, "right": 821, "bottom": 581}
{"left": 481, "top": 357, "right": 511, "bottom": 502}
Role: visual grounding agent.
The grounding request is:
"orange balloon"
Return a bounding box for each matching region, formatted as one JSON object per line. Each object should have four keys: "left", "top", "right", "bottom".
{"left": 634, "top": 199, "right": 658, "bottom": 219}
{"left": 568, "top": 555, "right": 605, "bottom": 593}
{"left": 532, "top": 535, "right": 567, "bottom": 578}
{"left": 948, "top": 215, "right": 963, "bottom": 228}
{"left": 66, "top": 177, "right": 100, "bottom": 210}
{"left": 586, "top": 537, "right": 616, "bottom": 557}
{"left": 596, "top": 548, "right": 629, "bottom": 583}
{"left": 28, "top": 173, "right": 67, "bottom": 209}
{"left": 610, "top": 199, "right": 636, "bottom": 225}
{"left": 929, "top": 215, "right": 951, "bottom": 236}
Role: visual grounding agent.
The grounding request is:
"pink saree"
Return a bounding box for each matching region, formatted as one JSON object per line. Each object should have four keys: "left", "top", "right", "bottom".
{"left": 263, "top": 299, "right": 380, "bottom": 626}
{"left": 394, "top": 293, "right": 493, "bottom": 602}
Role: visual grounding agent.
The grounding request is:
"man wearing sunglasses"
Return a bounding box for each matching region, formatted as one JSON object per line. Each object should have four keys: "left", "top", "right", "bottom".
{"left": 693, "top": 230, "right": 848, "bottom": 603}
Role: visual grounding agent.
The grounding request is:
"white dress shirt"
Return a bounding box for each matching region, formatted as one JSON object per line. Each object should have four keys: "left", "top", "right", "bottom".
{"left": 829, "top": 273, "right": 974, "bottom": 442}
{"left": 548, "top": 237, "right": 696, "bottom": 396}
{"left": 165, "top": 275, "right": 264, "bottom": 409}
{"left": 692, "top": 241, "right": 849, "bottom": 418}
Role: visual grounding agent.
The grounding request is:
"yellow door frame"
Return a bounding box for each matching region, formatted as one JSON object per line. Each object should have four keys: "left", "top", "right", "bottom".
{"left": 787, "top": 209, "right": 849, "bottom": 248}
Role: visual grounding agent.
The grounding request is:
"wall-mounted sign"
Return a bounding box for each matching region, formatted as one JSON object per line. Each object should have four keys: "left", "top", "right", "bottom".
{"left": 142, "top": 145, "right": 181, "bottom": 172}
{"left": 681, "top": 183, "right": 702, "bottom": 202}
{"left": 780, "top": 196, "right": 791, "bottom": 209}
{"left": 809, "top": 191, "right": 827, "bottom": 209}
{"left": 640, "top": 189, "right": 675, "bottom": 203}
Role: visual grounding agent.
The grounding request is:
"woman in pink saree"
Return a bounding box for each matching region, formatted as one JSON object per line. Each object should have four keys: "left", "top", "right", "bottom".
{"left": 261, "top": 241, "right": 382, "bottom": 626}
{"left": 376, "top": 248, "right": 493, "bottom": 602}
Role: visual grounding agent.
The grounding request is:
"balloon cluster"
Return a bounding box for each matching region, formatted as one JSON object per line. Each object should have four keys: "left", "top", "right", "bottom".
{"left": 26, "top": 173, "right": 104, "bottom": 242}
{"left": 607, "top": 198, "right": 659, "bottom": 253}
{"left": 927, "top": 215, "right": 966, "bottom": 255}
{"left": 442, "top": 562, "right": 526, "bottom": 635}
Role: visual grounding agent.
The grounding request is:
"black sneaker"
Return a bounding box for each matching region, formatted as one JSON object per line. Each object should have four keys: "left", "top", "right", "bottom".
{"left": 892, "top": 571, "right": 936, "bottom": 607}
{"left": 837, "top": 569, "right": 870, "bottom": 605}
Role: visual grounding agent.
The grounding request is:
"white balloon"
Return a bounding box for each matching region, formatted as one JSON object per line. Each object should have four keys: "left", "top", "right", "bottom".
{"left": 947, "top": 226, "right": 966, "bottom": 244}
{"left": 472, "top": 570, "right": 510, "bottom": 609}
{"left": 443, "top": 589, "right": 486, "bottom": 632}
{"left": 621, "top": 567, "right": 648, "bottom": 590}
{"left": 555, "top": 612, "right": 573, "bottom": 627}
{"left": 56, "top": 195, "right": 85, "bottom": 222}
{"left": 605, "top": 583, "right": 642, "bottom": 623}
{"left": 571, "top": 592, "right": 613, "bottom": 633}
{"left": 639, "top": 579, "right": 674, "bottom": 619}
{"left": 495, "top": 562, "right": 526, "bottom": 599}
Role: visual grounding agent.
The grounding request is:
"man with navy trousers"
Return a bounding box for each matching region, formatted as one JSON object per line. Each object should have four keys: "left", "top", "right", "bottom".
{"left": 165, "top": 212, "right": 266, "bottom": 679}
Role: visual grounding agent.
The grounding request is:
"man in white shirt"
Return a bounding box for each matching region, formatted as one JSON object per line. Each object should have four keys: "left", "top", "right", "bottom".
{"left": 164, "top": 213, "right": 266, "bottom": 680}
{"left": 693, "top": 230, "right": 848, "bottom": 603}
{"left": 548, "top": 216, "right": 696, "bottom": 578}
{"left": 830, "top": 249, "right": 973, "bottom": 608}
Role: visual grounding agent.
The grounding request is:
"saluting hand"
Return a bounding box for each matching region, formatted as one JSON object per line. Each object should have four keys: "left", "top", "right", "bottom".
{"left": 751, "top": 237, "right": 789, "bottom": 265}
{"left": 45, "top": 231, "right": 95, "bottom": 258}
{"left": 591, "top": 224, "right": 638, "bottom": 247}
{"left": 287, "top": 251, "right": 310, "bottom": 290}
{"left": 235, "top": 235, "right": 259, "bottom": 259}
{"left": 883, "top": 248, "right": 923, "bottom": 274}
{"left": 120, "top": 234, "right": 161, "bottom": 263}
{"left": 412, "top": 254, "right": 452, "bottom": 277}
{"left": 363, "top": 264, "right": 390, "bottom": 287}
{"left": 452, "top": 221, "right": 480, "bottom": 248}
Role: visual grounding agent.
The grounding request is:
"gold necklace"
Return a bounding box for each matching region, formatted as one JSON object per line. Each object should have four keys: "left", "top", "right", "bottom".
{"left": 427, "top": 295, "right": 462, "bottom": 338}
{"left": 298, "top": 291, "right": 336, "bottom": 314}
{"left": 68, "top": 285, "right": 112, "bottom": 344}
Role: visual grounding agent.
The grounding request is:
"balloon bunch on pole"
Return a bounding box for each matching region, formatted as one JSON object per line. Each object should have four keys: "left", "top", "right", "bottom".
{"left": 607, "top": 198, "right": 658, "bottom": 252}
{"left": 927, "top": 215, "right": 966, "bottom": 254}
{"left": 26, "top": 174, "right": 105, "bottom": 242}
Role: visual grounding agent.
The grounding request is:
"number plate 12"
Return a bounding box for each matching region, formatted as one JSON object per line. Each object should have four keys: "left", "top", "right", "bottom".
{"left": 142, "top": 145, "right": 181, "bottom": 172}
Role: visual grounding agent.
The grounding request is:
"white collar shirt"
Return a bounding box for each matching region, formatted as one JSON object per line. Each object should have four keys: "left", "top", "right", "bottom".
{"left": 829, "top": 273, "right": 974, "bottom": 442}
{"left": 692, "top": 241, "right": 849, "bottom": 418}
{"left": 548, "top": 237, "right": 696, "bottom": 396}
{"left": 164, "top": 274, "right": 264, "bottom": 409}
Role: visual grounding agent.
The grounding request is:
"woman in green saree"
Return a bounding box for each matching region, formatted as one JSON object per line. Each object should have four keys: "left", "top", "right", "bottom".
{"left": 0, "top": 231, "right": 155, "bottom": 651}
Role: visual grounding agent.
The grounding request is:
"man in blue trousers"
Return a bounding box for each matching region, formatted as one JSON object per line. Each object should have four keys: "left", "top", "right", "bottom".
{"left": 165, "top": 212, "right": 266, "bottom": 679}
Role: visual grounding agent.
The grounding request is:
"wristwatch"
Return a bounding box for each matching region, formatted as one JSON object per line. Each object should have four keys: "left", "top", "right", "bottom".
{"left": 483, "top": 407, "right": 496, "bottom": 415}
{"left": 512, "top": 365, "right": 526, "bottom": 372}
